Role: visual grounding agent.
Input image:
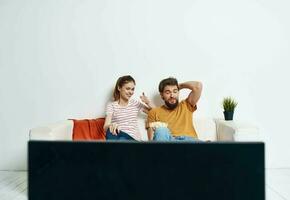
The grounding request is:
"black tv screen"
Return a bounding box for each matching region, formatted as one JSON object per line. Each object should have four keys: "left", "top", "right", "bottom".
{"left": 28, "top": 141, "right": 264, "bottom": 200}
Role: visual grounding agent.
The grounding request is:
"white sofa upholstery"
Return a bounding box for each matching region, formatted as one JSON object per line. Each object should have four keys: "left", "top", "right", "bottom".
{"left": 29, "top": 117, "right": 259, "bottom": 141}
{"left": 29, "top": 120, "right": 74, "bottom": 141}
{"left": 215, "top": 119, "right": 260, "bottom": 141}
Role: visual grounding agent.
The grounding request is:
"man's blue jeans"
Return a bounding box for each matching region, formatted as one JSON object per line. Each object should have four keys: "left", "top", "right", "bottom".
{"left": 106, "top": 129, "right": 135, "bottom": 141}
{"left": 153, "top": 127, "right": 200, "bottom": 142}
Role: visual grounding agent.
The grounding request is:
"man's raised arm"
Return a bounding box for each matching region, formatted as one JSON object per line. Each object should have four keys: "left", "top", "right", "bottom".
{"left": 179, "top": 81, "right": 203, "bottom": 107}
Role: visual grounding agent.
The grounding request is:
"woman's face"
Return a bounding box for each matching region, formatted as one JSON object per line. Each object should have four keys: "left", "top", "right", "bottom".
{"left": 118, "top": 81, "right": 135, "bottom": 101}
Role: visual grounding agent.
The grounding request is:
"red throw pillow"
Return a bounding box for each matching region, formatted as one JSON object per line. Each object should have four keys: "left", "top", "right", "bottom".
{"left": 72, "top": 118, "right": 106, "bottom": 140}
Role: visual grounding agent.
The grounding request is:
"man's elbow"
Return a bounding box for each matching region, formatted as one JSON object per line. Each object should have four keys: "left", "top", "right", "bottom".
{"left": 193, "top": 82, "right": 203, "bottom": 92}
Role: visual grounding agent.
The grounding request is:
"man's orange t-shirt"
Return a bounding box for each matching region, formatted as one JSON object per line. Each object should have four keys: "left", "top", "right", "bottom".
{"left": 147, "top": 100, "right": 198, "bottom": 138}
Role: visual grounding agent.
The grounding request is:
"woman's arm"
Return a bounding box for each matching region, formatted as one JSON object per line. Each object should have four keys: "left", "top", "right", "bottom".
{"left": 103, "top": 114, "right": 112, "bottom": 131}
{"left": 140, "top": 92, "right": 155, "bottom": 110}
{"left": 103, "top": 114, "right": 119, "bottom": 135}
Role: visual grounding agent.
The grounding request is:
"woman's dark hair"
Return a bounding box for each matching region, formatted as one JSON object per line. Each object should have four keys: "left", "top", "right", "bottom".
{"left": 158, "top": 77, "right": 178, "bottom": 93}
{"left": 113, "top": 75, "right": 136, "bottom": 101}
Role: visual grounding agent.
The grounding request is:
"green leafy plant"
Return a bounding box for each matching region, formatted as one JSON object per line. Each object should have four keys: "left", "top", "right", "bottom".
{"left": 222, "top": 97, "right": 238, "bottom": 112}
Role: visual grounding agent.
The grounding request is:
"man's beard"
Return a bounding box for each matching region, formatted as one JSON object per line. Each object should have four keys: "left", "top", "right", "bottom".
{"left": 164, "top": 99, "right": 179, "bottom": 110}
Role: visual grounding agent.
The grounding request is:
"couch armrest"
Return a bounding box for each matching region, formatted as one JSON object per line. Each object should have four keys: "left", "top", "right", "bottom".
{"left": 215, "top": 119, "right": 260, "bottom": 141}
{"left": 29, "top": 120, "right": 74, "bottom": 140}
{"left": 194, "top": 118, "right": 217, "bottom": 141}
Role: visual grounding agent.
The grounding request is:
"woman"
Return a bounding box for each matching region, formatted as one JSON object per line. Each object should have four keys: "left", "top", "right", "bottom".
{"left": 103, "top": 75, "right": 153, "bottom": 141}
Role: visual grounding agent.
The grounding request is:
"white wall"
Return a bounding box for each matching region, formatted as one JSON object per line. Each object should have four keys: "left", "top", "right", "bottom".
{"left": 1, "top": 0, "right": 290, "bottom": 170}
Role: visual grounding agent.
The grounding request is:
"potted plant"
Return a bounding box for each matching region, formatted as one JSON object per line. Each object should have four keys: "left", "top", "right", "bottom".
{"left": 222, "top": 97, "right": 238, "bottom": 120}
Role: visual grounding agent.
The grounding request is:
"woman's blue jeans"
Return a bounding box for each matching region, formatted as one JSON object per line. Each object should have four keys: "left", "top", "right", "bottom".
{"left": 106, "top": 129, "right": 135, "bottom": 141}
{"left": 153, "top": 127, "right": 200, "bottom": 142}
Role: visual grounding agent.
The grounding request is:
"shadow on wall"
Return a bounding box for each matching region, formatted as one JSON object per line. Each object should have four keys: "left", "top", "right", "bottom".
{"left": 101, "top": 88, "right": 114, "bottom": 112}
{"left": 152, "top": 93, "right": 163, "bottom": 107}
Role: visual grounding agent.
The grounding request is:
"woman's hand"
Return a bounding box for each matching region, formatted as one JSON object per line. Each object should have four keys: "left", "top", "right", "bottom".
{"left": 109, "top": 123, "right": 119, "bottom": 135}
{"left": 140, "top": 92, "right": 155, "bottom": 110}
{"left": 140, "top": 92, "right": 150, "bottom": 105}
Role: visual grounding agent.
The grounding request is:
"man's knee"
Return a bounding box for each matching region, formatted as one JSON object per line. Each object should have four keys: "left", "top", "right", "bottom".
{"left": 153, "top": 127, "right": 171, "bottom": 141}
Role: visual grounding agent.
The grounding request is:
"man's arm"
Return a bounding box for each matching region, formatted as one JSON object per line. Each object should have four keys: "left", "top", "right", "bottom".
{"left": 146, "top": 110, "right": 156, "bottom": 141}
{"left": 179, "top": 81, "right": 203, "bottom": 107}
{"left": 147, "top": 127, "right": 154, "bottom": 140}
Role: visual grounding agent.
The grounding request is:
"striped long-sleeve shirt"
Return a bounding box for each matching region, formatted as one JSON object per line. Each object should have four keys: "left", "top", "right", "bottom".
{"left": 106, "top": 99, "right": 145, "bottom": 140}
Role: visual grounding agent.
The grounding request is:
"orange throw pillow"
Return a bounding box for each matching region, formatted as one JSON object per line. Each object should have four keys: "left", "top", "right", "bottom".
{"left": 72, "top": 118, "right": 106, "bottom": 140}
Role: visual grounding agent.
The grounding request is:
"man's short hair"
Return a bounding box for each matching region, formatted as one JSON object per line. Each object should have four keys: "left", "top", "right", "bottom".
{"left": 159, "top": 77, "right": 179, "bottom": 93}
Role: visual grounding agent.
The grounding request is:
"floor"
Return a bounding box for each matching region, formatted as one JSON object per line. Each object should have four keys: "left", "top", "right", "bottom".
{"left": 267, "top": 168, "right": 290, "bottom": 200}
{"left": 0, "top": 169, "right": 289, "bottom": 200}
{"left": 0, "top": 171, "right": 27, "bottom": 200}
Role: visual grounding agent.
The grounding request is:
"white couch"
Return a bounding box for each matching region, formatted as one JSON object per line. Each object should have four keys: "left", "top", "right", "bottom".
{"left": 29, "top": 117, "right": 260, "bottom": 141}
{"left": 215, "top": 119, "right": 260, "bottom": 141}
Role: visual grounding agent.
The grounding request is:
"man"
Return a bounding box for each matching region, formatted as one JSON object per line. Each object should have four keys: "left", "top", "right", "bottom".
{"left": 147, "top": 77, "right": 202, "bottom": 141}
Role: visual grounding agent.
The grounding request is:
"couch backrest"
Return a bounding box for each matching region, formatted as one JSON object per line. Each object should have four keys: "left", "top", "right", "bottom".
{"left": 29, "top": 120, "right": 74, "bottom": 140}
{"left": 30, "top": 117, "right": 217, "bottom": 141}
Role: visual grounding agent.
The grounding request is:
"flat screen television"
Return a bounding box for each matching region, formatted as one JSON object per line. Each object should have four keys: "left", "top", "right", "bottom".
{"left": 28, "top": 141, "right": 264, "bottom": 200}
